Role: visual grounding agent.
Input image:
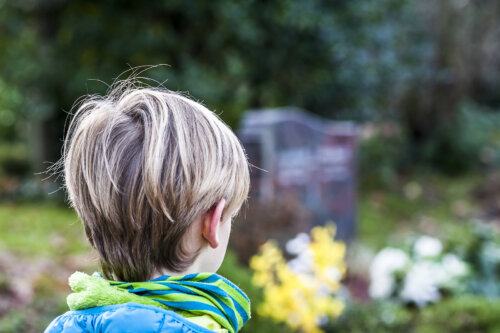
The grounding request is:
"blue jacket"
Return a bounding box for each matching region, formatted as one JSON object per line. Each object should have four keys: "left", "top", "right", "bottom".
{"left": 45, "top": 302, "right": 215, "bottom": 333}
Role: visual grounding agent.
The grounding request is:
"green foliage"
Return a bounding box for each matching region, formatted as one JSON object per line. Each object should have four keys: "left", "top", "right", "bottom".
{"left": 0, "top": 143, "right": 30, "bottom": 177}
{"left": 359, "top": 131, "right": 409, "bottom": 189}
{"left": 359, "top": 101, "right": 500, "bottom": 182}
{"left": 415, "top": 102, "right": 500, "bottom": 174}
{"left": 459, "top": 102, "right": 500, "bottom": 169}
{"left": 359, "top": 175, "right": 479, "bottom": 249}
{"left": 416, "top": 296, "right": 500, "bottom": 333}
{"left": 2, "top": 0, "right": 481, "bottom": 176}
{"left": 0, "top": 0, "right": 415, "bottom": 122}
{"left": 0, "top": 79, "right": 23, "bottom": 140}
{"left": 325, "top": 301, "right": 412, "bottom": 333}
{"left": 444, "top": 222, "right": 500, "bottom": 297}
{"left": 326, "top": 297, "right": 500, "bottom": 333}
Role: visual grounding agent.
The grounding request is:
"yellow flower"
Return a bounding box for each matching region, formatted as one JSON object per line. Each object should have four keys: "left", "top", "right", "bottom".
{"left": 250, "top": 223, "right": 346, "bottom": 333}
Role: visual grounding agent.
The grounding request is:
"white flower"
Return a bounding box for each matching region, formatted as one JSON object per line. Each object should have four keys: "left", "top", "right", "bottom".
{"left": 324, "top": 266, "right": 342, "bottom": 284}
{"left": 414, "top": 236, "right": 442, "bottom": 258}
{"left": 288, "top": 249, "right": 314, "bottom": 274}
{"left": 370, "top": 248, "right": 409, "bottom": 277}
{"left": 369, "top": 275, "right": 396, "bottom": 299}
{"left": 400, "top": 261, "right": 442, "bottom": 306}
{"left": 296, "top": 272, "right": 316, "bottom": 286}
{"left": 316, "top": 283, "right": 334, "bottom": 297}
{"left": 442, "top": 254, "right": 468, "bottom": 278}
{"left": 369, "top": 248, "right": 409, "bottom": 299}
{"left": 316, "top": 314, "right": 328, "bottom": 327}
{"left": 286, "top": 233, "right": 311, "bottom": 255}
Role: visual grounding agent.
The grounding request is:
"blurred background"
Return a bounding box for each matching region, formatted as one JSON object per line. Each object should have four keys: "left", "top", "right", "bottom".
{"left": 1, "top": 0, "right": 500, "bottom": 332}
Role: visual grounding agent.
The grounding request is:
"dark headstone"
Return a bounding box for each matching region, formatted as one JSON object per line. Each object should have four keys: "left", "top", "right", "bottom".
{"left": 238, "top": 108, "right": 358, "bottom": 240}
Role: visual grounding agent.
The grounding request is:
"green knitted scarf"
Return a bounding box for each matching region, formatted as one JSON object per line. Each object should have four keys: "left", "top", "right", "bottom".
{"left": 67, "top": 271, "right": 250, "bottom": 333}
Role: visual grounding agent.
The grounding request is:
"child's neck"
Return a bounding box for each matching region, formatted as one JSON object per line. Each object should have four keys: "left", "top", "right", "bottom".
{"left": 150, "top": 247, "right": 220, "bottom": 280}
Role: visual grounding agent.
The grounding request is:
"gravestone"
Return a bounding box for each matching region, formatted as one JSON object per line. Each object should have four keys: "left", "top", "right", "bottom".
{"left": 238, "top": 108, "right": 358, "bottom": 240}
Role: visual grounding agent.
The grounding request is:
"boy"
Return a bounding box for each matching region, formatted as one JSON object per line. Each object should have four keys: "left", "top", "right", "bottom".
{"left": 45, "top": 81, "right": 251, "bottom": 333}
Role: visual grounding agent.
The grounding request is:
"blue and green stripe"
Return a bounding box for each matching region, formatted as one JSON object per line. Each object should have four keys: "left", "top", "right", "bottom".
{"left": 106, "top": 272, "right": 250, "bottom": 333}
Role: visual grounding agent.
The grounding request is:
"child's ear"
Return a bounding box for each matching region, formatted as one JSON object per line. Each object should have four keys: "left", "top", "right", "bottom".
{"left": 202, "top": 198, "right": 226, "bottom": 248}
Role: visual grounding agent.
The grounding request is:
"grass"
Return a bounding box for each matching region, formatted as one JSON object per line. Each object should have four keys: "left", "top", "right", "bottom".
{"left": 0, "top": 202, "right": 92, "bottom": 333}
{"left": 0, "top": 202, "right": 90, "bottom": 257}
{"left": 358, "top": 174, "right": 481, "bottom": 249}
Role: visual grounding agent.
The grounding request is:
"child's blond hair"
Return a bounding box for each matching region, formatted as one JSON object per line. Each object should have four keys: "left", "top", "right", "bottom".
{"left": 62, "top": 81, "right": 249, "bottom": 281}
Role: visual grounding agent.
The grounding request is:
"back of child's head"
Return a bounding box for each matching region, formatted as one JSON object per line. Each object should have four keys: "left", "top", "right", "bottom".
{"left": 62, "top": 80, "right": 249, "bottom": 282}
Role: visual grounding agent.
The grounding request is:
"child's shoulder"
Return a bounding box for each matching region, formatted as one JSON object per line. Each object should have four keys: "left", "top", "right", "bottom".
{"left": 44, "top": 303, "right": 215, "bottom": 333}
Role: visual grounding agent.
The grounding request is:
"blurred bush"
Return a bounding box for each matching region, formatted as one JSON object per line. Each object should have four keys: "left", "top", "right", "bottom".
{"left": 417, "top": 296, "right": 500, "bottom": 333}
{"left": 359, "top": 101, "right": 500, "bottom": 189}
{"left": 414, "top": 102, "right": 500, "bottom": 175}
{"left": 473, "top": 172, "right": 500, "bottom": 220}
{"left": 325, "top": 296, "right": 500, "bottom": 333}
{"left": 324, "top": 301, "right": 411, "bottom": 333}
{"left": 358, "top": 123, "right": 408, "bottom": 189}
{"left": 445, "top": 222, "right": 500, "bottom": 297}
{"left": 0, "top": 143, "right": 30, "bottom": 178}
{"left": 2, "top": 0, "right": 500, "bottom": 181}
